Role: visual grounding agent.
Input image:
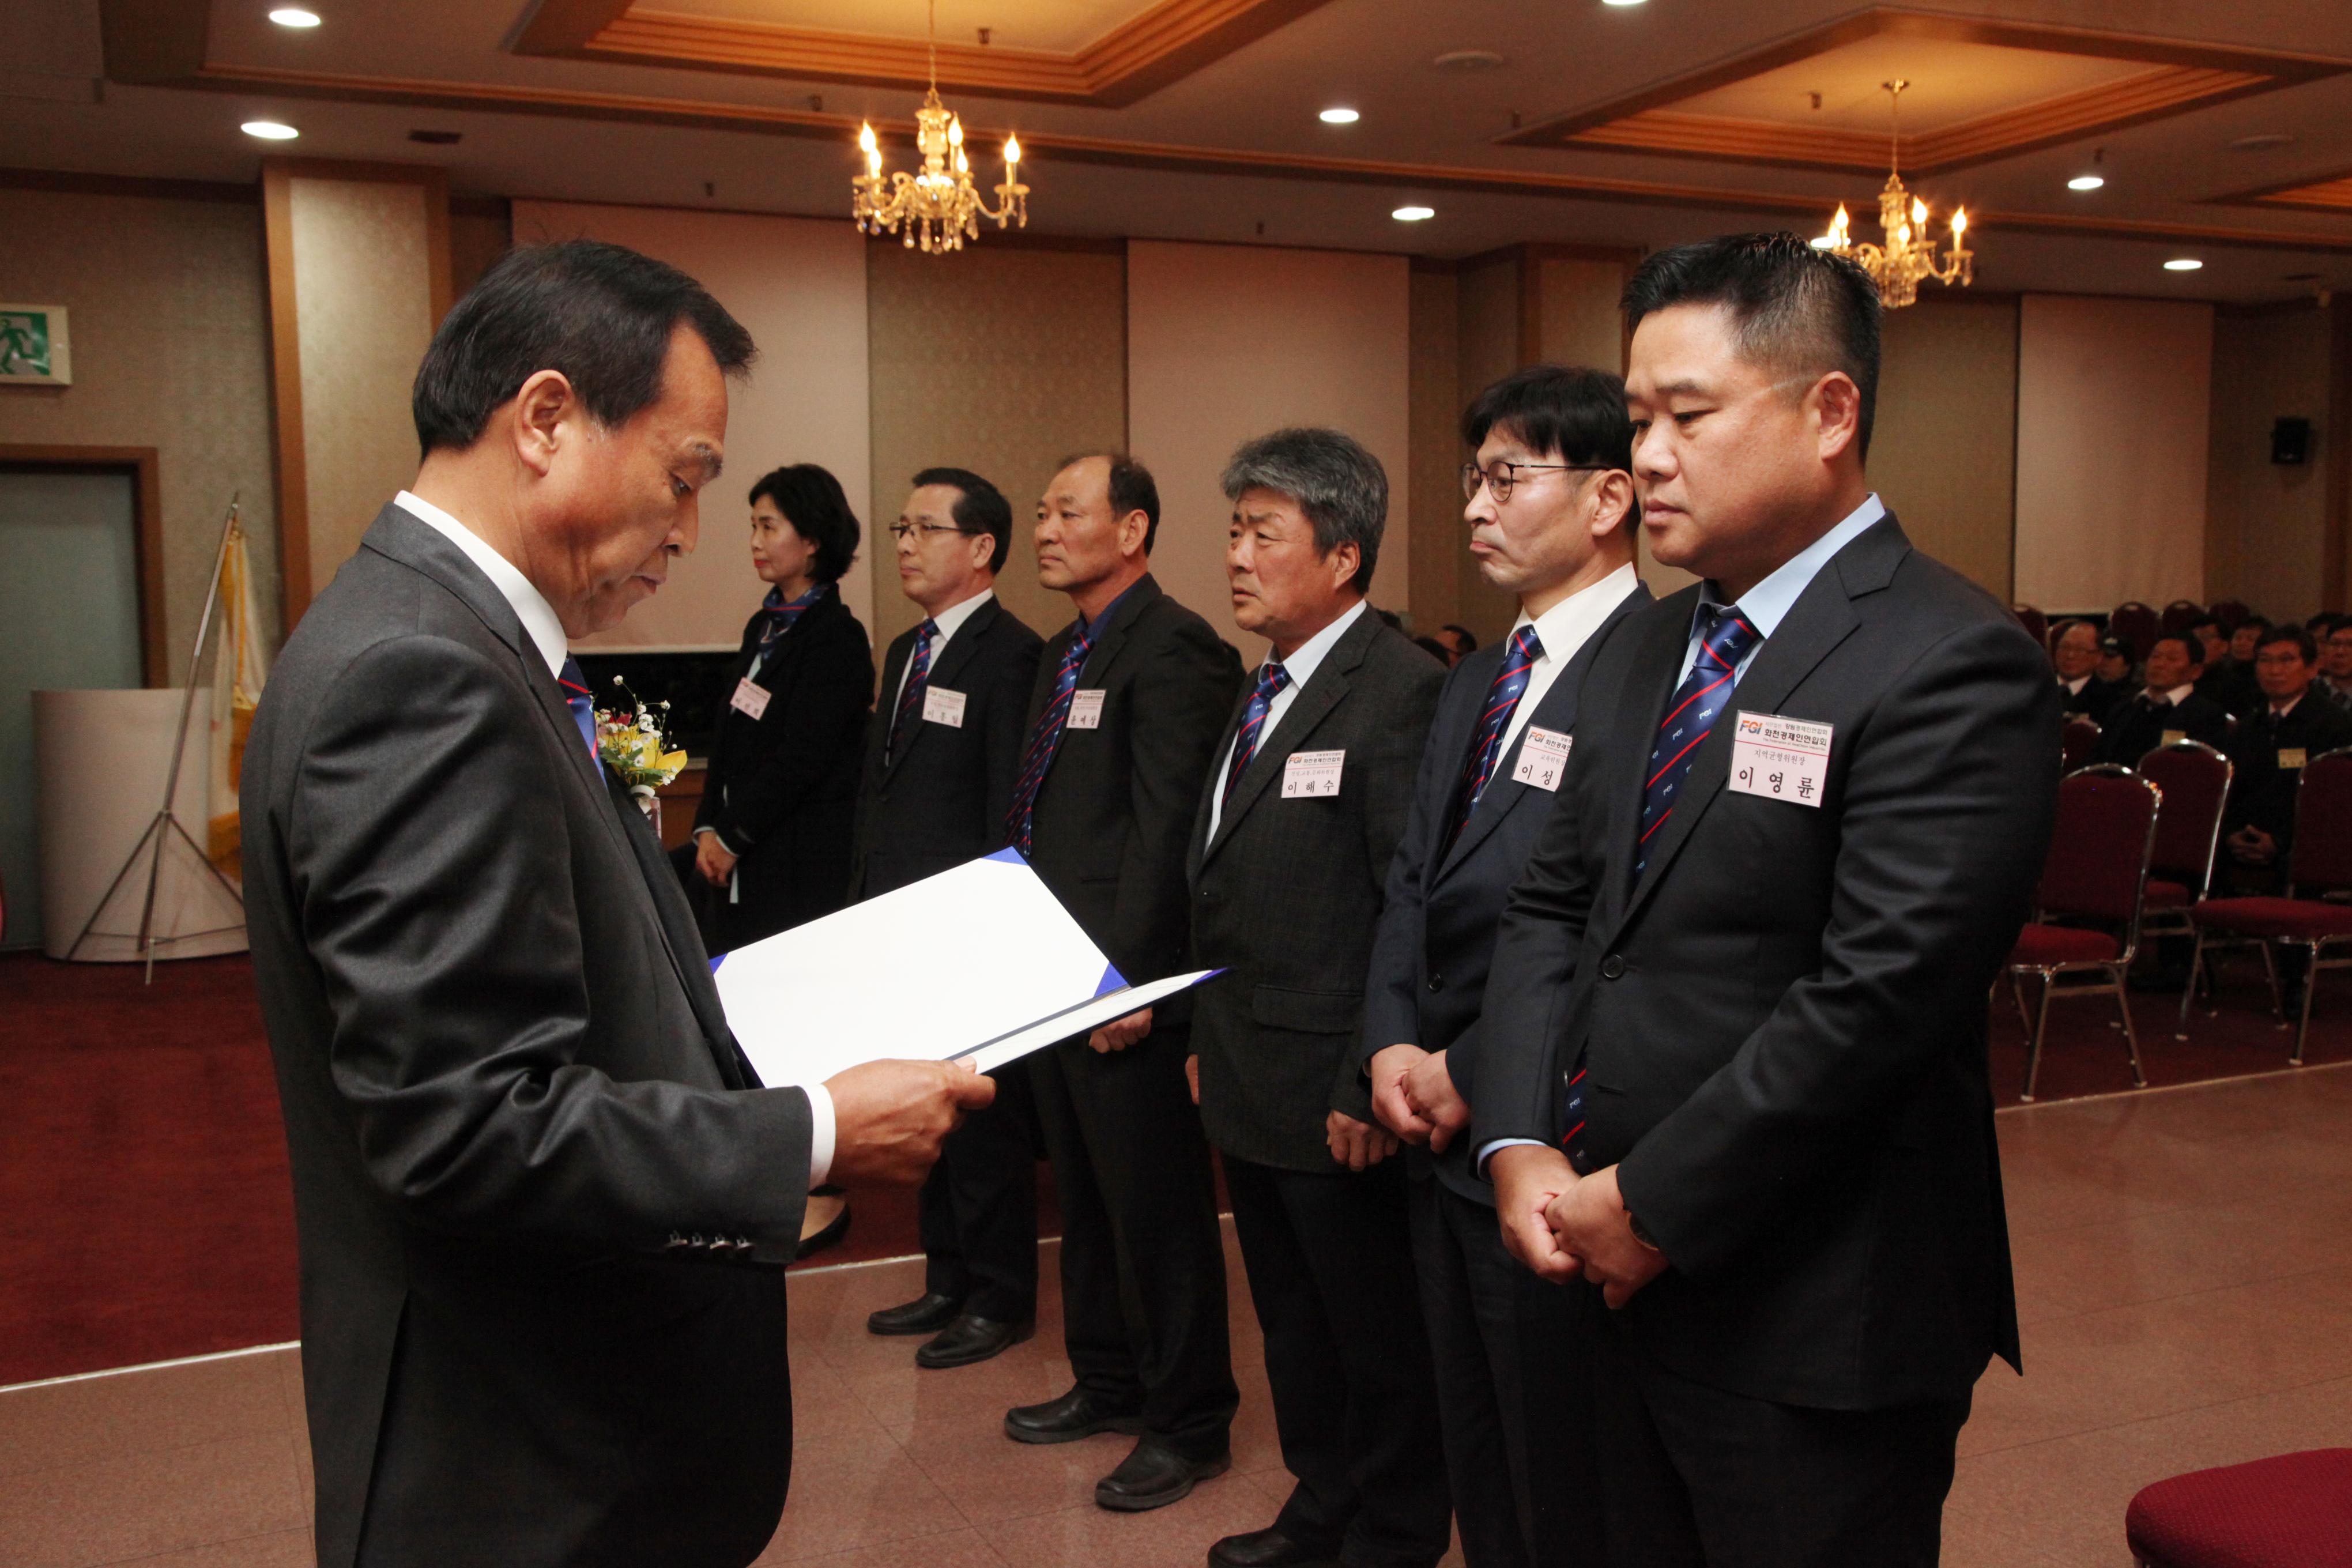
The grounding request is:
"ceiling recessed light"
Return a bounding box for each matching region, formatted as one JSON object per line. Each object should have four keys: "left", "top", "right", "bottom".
{"left": 1319, "top": 107, "right": 1359, "bottom": 125}
{"left": 2067, "top": 174, "right": 2105, "bottom": 191}
{"left": 1603, "top": 0, "right": 1648, "bottom": 7}
{"left": 241, "top": 120, "right": 300, "bottom": 140}
{"left": 2229, "top": 133, "right": 2294, "bottom": 153}
{"left": 267, "top": 7, "right": 321, "bottom": 25}
{"left": 1392, "top": 205, "right": 1435, "bottom": 222}
{"left": 2163, "top": 258, "right": 2203, "bottom": 272}
{"left": 1431, "top": 49, "right": 1505, "bottom": 73}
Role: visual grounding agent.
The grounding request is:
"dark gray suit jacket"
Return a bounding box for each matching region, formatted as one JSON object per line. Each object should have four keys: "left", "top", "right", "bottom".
{"left": 1359, "top": 579, "right": 1650, "bottom": 1203}
{"left": 242, "top": 505, "right": 815, "bottom": 1568}
{"left": 1186, "top": 608, "right": 1444, "bottom": 1171}
{"left": 1476, "top": 515, "right": 2056, "bottom": 1411}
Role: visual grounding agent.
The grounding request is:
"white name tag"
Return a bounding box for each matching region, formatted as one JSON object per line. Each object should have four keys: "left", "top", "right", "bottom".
{"left": 1281, "top": 748, "right": 1345, "bottom": 798}
{"left": 729, "top": 677, "right": 771, "bottom": 719}
{"left": 1066, "top": 688, "right": 1106, "bottom": 730}
{"left": 923, "top": 687, "right": 967, "bottom": 728}
{"left": 2281, "top": 747, "right": 2308, "bottom": 770}
{"left": 1511, "top": 726, "right": 1573, "bottom": 792}
{"left": 1728, "top": 711, "right": 1831, "bottom": 808}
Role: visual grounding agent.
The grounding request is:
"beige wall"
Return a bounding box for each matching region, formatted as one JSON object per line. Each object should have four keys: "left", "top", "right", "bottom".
{"left": 866, "top": 241, "right": 1126, "bottom": 654}
{"left": 0, "top": 189, "right": 279, "bottom": 683}
{"left": 1125, "top": 240, "right": 1412, "bottom": 656}
{"left": 1536, "top": 255, "right": 1627, "bottom": 373}
{"left": 1452, "top": 254, "right": 1526, "bottom": 642}
{"left": 2016, "top": 294, "right": 2213, "bottom": 613}
{"left": 515, "top": 201, "right": 874, "bottom": 650}
{"left": 1871, "top": 296, "right": 2019, "bottom": 601}
{"left": 1406, "top": 266, "right": 1463, "bottom": 640}
{"left": 2207, "top": 303, "right": 2331, "bottom": 624}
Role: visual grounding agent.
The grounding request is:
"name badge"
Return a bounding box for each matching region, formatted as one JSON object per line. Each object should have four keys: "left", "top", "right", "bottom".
{"left": 1066, "top": 689, "right": 1106, "bottom": 730}
{"left": 2160, "top": 729, "right": 2187, "bottom": 748}
{"left": 2281, "top": 747, "right": 2308, "bottom": 770}
{"left": 923, "top": 687, "right": 967, "bottom": 728}
{"left": 1281, "top": 748, "right": 1345, "bottom": 798}
{"left": 729, "top": 678, "right": 771, "bottom": 720}
{"left": 1728, "top": 711, "right": 1831, "bottom": 808}
{"left": 1511, "top": 726, "right": 1573, "bottom": 792}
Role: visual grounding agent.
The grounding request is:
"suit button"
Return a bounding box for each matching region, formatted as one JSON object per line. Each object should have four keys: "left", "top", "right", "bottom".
{"left": 1600, "top": 954, "right": 1626, "bottom": 980}
{"left": 1426, "top": 973, "right": 1443, "bottom": 992}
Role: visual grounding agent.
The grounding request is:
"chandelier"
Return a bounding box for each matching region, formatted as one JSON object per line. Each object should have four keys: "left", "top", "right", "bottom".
{"left": 852, "top": 1, "right": 1029, "bottom": 254}
{"left": 1814, "top": 80, "right": 1974, "bottom": 308}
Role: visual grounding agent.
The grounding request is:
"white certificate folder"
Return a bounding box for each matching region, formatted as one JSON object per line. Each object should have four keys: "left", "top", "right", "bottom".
{"left": 710, "top": 847, "right": 1222, "bottom": 1088}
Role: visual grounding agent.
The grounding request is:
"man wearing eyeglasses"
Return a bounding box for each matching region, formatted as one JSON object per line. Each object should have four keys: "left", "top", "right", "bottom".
{"left": 2221, "top": 625, "right": 2352, "bottom": 889}
{"left": 2318, "top": 619, "right": 2352, "bottom": 711}
{"left": 850, "top": 468, "right": 1048, "bottom": 1370}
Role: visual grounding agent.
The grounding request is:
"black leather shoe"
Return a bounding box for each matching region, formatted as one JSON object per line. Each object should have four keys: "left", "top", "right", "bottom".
{"left": 867, "top": 1292, "right": 963, "bottom": 1336}
{"left": 1095, "top": 1438, "right": 1230, "bottom": 1512}
{"left": 1003, "top": 1388, "right": 1147, "bottom": 1446}
{"left": 1207, "top": 1527, "right": 1339, "bottom": 1568}
{"left": 916, "top": 1313, "right": 1035, "bottom": 1369}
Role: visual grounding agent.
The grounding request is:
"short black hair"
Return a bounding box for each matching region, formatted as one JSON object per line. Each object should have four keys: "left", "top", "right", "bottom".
{"left": 2260, "top": 625, "right": 2319, "bottom": 664}
{"left": 1414, "top": 634, "right": 1450, "bottom": 661}
{"left": 2188, "top": 616, "right": 2223, "bottom": 638}
{"left": 2149, "top": 632, "right": 2202, "bottom": 668}
{"left": 1440, "top": 623, "right": 1478, "bottom": 653}
{"left": 749, "top": 463, "right": 860, "bottom": 584}
{"left": 413, "top": 239, "right": 755, "bottom": 457}
{"left": 1622, "top": 232, "right": 1883, "bottom": 461}
{"left": 1059, "top": 451, "right": 1162, "bottom": 554}
{"left": 1461, "top": 364, "right": 1639, "bottom": 532}
{"left": 912, "top": 465, "right": 1013, "bottom": 574}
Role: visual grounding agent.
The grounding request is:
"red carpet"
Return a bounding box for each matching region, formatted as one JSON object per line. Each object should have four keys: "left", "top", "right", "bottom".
{"left": 3, "top": 949, "right": 2346, "bottom": 1386}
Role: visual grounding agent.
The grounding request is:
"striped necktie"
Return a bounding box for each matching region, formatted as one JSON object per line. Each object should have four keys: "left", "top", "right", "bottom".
{"left": 1003, "top": 623, "right": 1098, "bottom": 855}
{"left": 1222, "top": 661, "right": 1292, "bottom": 808}
{"left": 886, "top": 618, "right": 938, "bottom": 766}
{"left": 1634, "top": 603, "right": 1762, "bottom": 884}
{"left": 1446, "top": 624, "right": 1543, "bottom": 846}
{"left": 556, "top": 656, "right": 601, "bottom": 770}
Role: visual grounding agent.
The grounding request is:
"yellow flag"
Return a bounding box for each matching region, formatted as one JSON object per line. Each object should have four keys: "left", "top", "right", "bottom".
{"left": 208, "top": 520, "right": 269, "bottom": 877}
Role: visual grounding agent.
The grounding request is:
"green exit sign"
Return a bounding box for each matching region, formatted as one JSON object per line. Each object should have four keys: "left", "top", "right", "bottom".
{"left": 0, "top": 304, "right": 72, "bottom": 386}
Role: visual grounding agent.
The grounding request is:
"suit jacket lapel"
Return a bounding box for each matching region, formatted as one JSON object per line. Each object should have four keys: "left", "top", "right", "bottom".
{"left": 1201, "top": 612, "right": 1375, "bottom": 868}
{"left": 876, "top": 628, "right": 915, "bottom": 780}
{"left": 1076, "top": 574, "right": 1158, "bottom": 688}
{"left": 602, "top": 769, "right": 747, "bottom": 1088}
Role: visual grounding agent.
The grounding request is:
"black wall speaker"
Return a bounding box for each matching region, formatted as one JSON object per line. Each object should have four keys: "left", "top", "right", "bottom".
{"left": 2273, "top": 416, "right": 2314, "bottom": 466}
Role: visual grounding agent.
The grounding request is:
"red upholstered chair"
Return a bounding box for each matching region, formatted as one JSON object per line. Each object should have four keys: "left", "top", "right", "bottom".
{"left": 2130, "top": 741, "right": 2232, "bottom": 1032}
{"left": 2011, "top": 603, "right": 2048, "bottom": 652}
{"left": 2185, "top": 747, "right": 2352, "bottom": 1065}
{"left": 2061, "top": 715, "right": 2101, "bottom": 774}
{"left": 2007, "top": 765, "right": 2161, "bottom": 1100}
{"left": 2160, "top": 598, "right": 2206, "bottom": 639}
{"left": 2111, "top": 601, "right": 2162, "bottom": 662}
{"left": 2209, "top": 598, "right": 2253, "bottom": 632}
{"left": 2126, "top": 1448, "right": 2352, "bottom": 1568}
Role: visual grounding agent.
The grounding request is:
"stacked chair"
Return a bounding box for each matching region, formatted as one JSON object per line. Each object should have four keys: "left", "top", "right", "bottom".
{"left": 2127, "top": 1449, "right": 2352, "bottom": 1567}
{"left": 2110, "top": 601, "right": 2162, "bottom": 662}
{"left": 2159, "top": 598, "right": 2206, "bottom": 639}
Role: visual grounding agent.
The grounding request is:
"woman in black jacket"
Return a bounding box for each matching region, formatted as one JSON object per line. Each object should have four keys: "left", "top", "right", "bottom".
{"left": 679, "top": 462, "right": 875, "bottom": 955}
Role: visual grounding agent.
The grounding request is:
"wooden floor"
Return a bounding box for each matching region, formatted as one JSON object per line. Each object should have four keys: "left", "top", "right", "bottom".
{"left": 6, "top": 1063, "right": 2351, "bottom": 1566}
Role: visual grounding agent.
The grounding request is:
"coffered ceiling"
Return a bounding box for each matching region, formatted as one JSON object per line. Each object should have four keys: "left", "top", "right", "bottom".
{"left": 9, "top": 0, "right": 2352, "bottom": 302}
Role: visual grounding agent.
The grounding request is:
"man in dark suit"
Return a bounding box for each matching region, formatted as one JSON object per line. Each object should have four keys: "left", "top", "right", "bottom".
{"left": 2051, "top": 618, "right": 2128, "bottom": 725}
{"left": 1001, "top": 451, "right": 1245, "bottom": 1511}
{"left": 1362, "top": 365, "right": 1650, "bottom": 1568}
{"left": 2093, "top": 633, "right": 2232, "bottom": 766}
{"left": 240, "top": 240, "right": 990, "bottom": 1568}
{"left": 1476, "top": 233, "right": 2057, "bottom": 1566}
{"left": 2222, "top": 624, "right": 2352, "bottom": 887}
{"left": 854, "top": 466, "right": 1047, "bottom": 1369}
{"left": 1182, "top": 428, "right": 1448, "bottom": 1568}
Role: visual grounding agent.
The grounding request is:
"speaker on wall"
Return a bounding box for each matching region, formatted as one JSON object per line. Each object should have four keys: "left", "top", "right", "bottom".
{"left": 2272, "top": 416, "right": 2314, "bottom": 466}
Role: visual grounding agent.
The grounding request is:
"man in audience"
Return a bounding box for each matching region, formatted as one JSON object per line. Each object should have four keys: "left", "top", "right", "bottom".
{"left": 1434, "top": 623, "right": 1480, "bottom": 666}
{"left": 855, "top": 468, "right": 1047, "bottom": 1370}
{"left": 2051, "top": 619, "right": 2127, "bottom": 723}
{"left": 2190, "top": 616, "right": 2253, "bottom": 714}
{"left": 1186, "top": 427, "right": 1449, "bottom": 1568}
{"left": 1002, "top": 452, "right": 1243, "bottom": 1511}
{"left": 2093, "top": 633, "right": 2232, "bottom": 764}
{"left": 2095, "top": 635, "right": 2137, "bottom": 692}
{"left": 2319, "top": 618, "right": 2352, "bottom": 711}
{"left": 2222, "top": 625, "right": 2352, "bottom": 888}
{"left": 1476, "top": 233, "right": 2054, "bottom": 1566}
{"left": 1362, "top": 365, "right": 1649, "bottom": 1568}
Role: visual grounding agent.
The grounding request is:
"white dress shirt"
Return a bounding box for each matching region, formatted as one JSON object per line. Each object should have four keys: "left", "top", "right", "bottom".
{"left": 1490, "top": 561, "right": 1644, "bottom": 782}
{"left": 1208, "top": 598, "right": 1369, "bottom": 841}
{"left": 2062, "top": 674, "right": 2091, "bottom": 698}
{"left": 394, "top": 492, "right": 834, "bottom": 1183}
{"left": 889, "top": 586, "right": 996, "bottom": 714}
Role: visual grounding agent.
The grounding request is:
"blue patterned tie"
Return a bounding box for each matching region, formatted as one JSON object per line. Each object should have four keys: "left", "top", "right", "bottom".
{"left": 1004, "top": 623, "right": 1098, "bottom": 855}
{"left": 1634, "top": 605, "right": 1763, "bottom": 883}
{"left": 556, "top": 656, "right": 601, "bottom": 770}
{"left": 1222, "top": 661, "right": 1292, "bottom": 809}
{"left": 886, "top": 618, "right": 937, "bottom": 766}
{"left": 1447, "top": 624, "right": 1543, "bottom": 846}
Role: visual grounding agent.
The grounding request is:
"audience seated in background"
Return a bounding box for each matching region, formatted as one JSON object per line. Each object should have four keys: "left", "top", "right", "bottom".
{"left": 1431, "top": 623, "right": 1479, "bottom": 666}
{"left": 2093, "top": 632, "right": 2231, "bottom": 766}
{"left": 2052, "top": 619, "right": 2129, "bottom": 724}
{"left": 2191, "top": 616, "right": 2256, "bottom": 715}
{"left": 2320, "top": 618, "right": 2352, "bottom": 712}
{"left": 2095, "top": 635, "right": 2137, "bottom": 692}
{"left": 2222, "top": 625, "right": 2352, "bottom": 889}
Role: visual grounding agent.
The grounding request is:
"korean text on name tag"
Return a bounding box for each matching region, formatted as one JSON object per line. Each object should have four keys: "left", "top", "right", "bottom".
{"left": 1281, "top": 748, "right": 1345, "bottom": 798}
{"left": 1066, "top": 689, "right": 1106, "bottom": 730}
{"left": 923, "top": 687, "right": 967, "bottom": 728}
{"left": 1727, "top": 711, "right": 1832, "bottom": 808}
{"left": 1511, "top": 726, "right": 1572, "bottom": 792}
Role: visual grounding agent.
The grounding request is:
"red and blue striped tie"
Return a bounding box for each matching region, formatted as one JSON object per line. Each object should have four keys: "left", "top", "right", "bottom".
{"left": 1634, "top": 603, "right": 1762, "bottom": 884}
{"left": 885, "top": 618, "right": 938, "bottom": 766}
{"left": 1003, "top": 625, "right": 1097, "bottom": 855}
{"left": 557, "top": 656, "right": 602, "bottom": 771}
{"left": 1446, "top": 623, "right": 1542, "bottom": 847}
{"left": 1222, "top": 661, "right": 1292, "bottom": 809}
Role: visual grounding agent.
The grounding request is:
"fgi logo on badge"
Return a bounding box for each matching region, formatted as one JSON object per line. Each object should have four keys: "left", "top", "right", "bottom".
{"left": 1727, "top": 711, "right": 1833, "bottom": 809}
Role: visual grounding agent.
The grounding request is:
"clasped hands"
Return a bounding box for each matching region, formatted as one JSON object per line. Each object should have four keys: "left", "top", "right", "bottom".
{"left": 1487, "top": 1143, "right": 1667, "bottom": 1308}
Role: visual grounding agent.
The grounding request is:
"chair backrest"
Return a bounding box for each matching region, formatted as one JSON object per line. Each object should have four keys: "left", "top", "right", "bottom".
{"left": 2160, "top": 599, "right": 2205, "bottom": 638}
{"left": 2110, "top": 602, "right": 2161, "bottom": 661}
{"left": 2043, "top": 766, "right": 2160, "bottom": 952}
{"left": 2290, "top": 748, "right": 2352, "bottom": 895}
{"left": 2011, "top": 604, "right": 2048, "bottom": 651}
{"left": 2137, "top": 739, "right": 2232, "bottom": 892}
{"left": 2060, "top": 714, "right": 2101, "bottom": 773}
{"left": 2210, "top": 598, "right": 2252, "bottom": 632}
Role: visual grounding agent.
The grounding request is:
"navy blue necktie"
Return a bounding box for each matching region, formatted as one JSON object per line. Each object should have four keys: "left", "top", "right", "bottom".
{"left": 1448, "top": 624, "right": 1543, "bottom": 846}
{"left": 1005, "top": 623, "right": 1098, "bottom": 855}
{"left": 1634, "top": 605, "right": 1763, "bottom": 883}
{"left": 557, "top": 656, "right": 601, "bottom": 770}
{"left": 1223, "top": 661, "right": 1292, "bottom": 808}
{"left": 886, "top": 619, "right": 937, "bottom": 766}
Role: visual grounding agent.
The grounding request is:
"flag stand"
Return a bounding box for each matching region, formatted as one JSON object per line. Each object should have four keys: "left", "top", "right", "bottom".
{"left": 66, "top": 494, "right": 249, "bottom": 981}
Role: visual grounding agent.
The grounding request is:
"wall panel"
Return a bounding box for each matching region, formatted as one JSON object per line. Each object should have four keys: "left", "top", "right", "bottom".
{"left": 2207, "top": 303, "right": 2330, "bottom": 624}
{"left": 1871, "top": 296, "right": 2018, "bottom": 601}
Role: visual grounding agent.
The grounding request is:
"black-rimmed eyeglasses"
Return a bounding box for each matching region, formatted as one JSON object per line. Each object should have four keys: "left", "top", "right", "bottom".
{"left": 1461, "top": 461, "right": 1609, "bottom": 504}
{"left": 888, "top": 522, "right": 977, "bottom": 543}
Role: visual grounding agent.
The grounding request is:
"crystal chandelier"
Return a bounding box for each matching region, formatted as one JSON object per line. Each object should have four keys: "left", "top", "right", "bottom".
{"left": 1814, "top": 80, "right": 1974, "bottom": 308}
{"left": 852, "top": 1, "right": 1029, "bottom": 254}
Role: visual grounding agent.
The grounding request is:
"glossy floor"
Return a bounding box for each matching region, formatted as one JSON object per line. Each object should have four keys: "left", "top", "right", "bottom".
{"left": 4, "top": 1064, "right": 2350, "bottom": 1567}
